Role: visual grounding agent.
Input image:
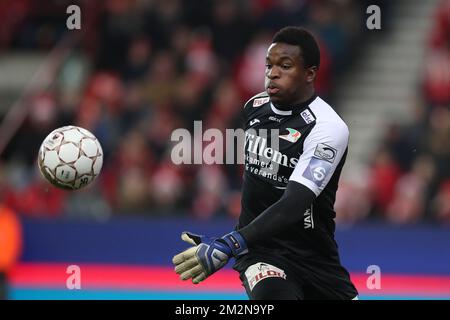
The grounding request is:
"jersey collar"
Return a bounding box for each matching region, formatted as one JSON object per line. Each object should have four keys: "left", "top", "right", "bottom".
{"left": 270, "top": 103, "right": 293, "bottom": 116}
{"left": 270, "top": 94, "right": 318, "bottom": 116}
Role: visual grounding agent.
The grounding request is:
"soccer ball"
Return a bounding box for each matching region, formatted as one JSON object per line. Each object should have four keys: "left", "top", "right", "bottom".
{"left": 38, "top": 125, "right": 103, "bottom": 190}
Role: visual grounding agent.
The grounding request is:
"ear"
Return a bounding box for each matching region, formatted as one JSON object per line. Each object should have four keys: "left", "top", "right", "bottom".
{"left": 305, "top": 66, "right": 317, "bottom": 83}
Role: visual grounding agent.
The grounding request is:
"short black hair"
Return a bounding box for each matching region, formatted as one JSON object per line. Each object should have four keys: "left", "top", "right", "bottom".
{"left": 272, "top": 27, "right": 320, "bottom": 69}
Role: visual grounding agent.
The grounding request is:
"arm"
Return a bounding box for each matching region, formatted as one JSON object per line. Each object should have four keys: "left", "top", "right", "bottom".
{"left": 172, "top": 182, "right": 314, "bottom": 284}
{"left": 239, "top": 180, "right": 315, "bottom": 246}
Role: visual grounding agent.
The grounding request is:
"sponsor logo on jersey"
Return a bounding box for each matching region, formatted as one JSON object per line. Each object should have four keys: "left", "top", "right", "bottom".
{"left": 253, "top": 97, "right": 270, "bottom": 107}
{"left": 301, "top": 109, "right": 315, "bottom": 124}
{"left": 245, "top": 131, "right": 299, "bottom": 168}
{"left": 268, "top": 116, "right": 282, "bottom": 123}
{"left": 314, "top": 143, "right": 337, "bottom": 163}
{"left": 249, "top": 118, "right": 260, "bottom": 126}
{"left": 245, "top": 262, "right": 287, "bottom": 291}
{"left": 304, "top": 205, "right": 314, "bottom": 229}
{"left": 302, "top": 157, "right": 332, "bottom": 187}
{"left": 279, "top": 128, "right": 301, "bottom": 143}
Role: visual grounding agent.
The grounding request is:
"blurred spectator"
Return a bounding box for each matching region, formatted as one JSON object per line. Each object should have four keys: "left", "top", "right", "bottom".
{"left": 143, "top": 51, "right": 179, "bottom": 108}
{"left": 257, "top": 0, "right": 308, "bottom": 32}
{"left": 383, "top": 101, "right": 428, "bottom": 172}
{"left": 309, "top": 0, "right": 347, "bottom": 68}
{"left": 0, "top": 0, "right": 30, "bottom": 49}
{"left": 119, "top": 83, "right": 152, "bottom": 135}
{"left": 395, "top": 99, "right": 429, "bottom": 169}
{"left": 122, "top": 36, "right": 152, "bottom": 82}
{"left": 226, "top": 190, "right": 242, "bottom": 219}
{"left": 368, "top": 148, "right": 403, "bottom": 217}
{"left": 432, "top": 179, "right": 450, "bottom": 223}
{"left": 192, "top": 165, "right": 228, "bottom": 219}
{"left": 103, "top": 128, "right": 155, "bottom": 213}
{"left": 234, "top": 31, "right": 272, "bottom": 99}
{"left": 4, "top": 180, "right": 66, "bottom": 218}
{"left": 0, "top": 205, "right": 22, "bottom": 299}
{"left": 96, "top": 0, "right": 147, "bottom": 70}
{"left": 206, "top": 79, "right": 242, "bottom": 130}
{"left": 423, "top": 48, "right": 450, "bottom": 106}
{"left": 210, "top": 0, "right": 253, "bottom": 63}
{"left": 386, "top": 155, "right": 435, "bottom": 224}
{"left": 426, "top": 107, "right": 450, "bottom": 185}
{"left": 335, "top": 169, "right": 371, "bottom": 225}
{"left": 64, "top": 186, "right": 111, "bottom": 221}
{"left": 423, "top": 0, "right": 450, "bottom": 106}
{"left": 149, "top": 160, "right": 185, "bottom": 211}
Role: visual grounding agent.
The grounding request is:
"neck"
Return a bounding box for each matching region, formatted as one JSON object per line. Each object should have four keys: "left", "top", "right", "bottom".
{"left": 274, "top": 86, "right": 316, "bottom": 110}
{"left": 293, "top": 86, "right": 315, "bottom": 106}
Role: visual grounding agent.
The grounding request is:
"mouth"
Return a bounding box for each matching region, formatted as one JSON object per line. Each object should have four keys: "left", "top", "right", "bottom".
{"left": 266, "top": 83, "right": 280, "bottom": 95}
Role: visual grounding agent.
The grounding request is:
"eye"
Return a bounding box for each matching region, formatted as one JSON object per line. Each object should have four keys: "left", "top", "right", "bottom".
{"left": 281, "top": 64, "right": 292, "bottom": 70}
{"left": 265, "top": 63, "right": 272, "bottom": 69}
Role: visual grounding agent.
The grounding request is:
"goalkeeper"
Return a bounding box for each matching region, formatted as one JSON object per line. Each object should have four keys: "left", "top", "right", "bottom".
{"left": 173, "top": 27, "right": 358, "bottom": 300}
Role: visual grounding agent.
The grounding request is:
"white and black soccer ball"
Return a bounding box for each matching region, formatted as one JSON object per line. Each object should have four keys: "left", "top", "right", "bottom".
{"left": 38, "top": 125, "right": 103, "bottom": 190}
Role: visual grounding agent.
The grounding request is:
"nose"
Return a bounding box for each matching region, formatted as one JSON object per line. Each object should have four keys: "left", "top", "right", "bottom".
{"left": 266, "top": 66, "right": 280, "bottom": 79}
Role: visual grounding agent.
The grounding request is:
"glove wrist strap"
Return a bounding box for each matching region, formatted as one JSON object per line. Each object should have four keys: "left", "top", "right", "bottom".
{"left": 222, "top": 231, "right": 248, "bottom": 257}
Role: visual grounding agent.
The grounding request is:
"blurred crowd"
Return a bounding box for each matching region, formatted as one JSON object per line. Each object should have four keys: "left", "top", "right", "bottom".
{"left": 3, "top": 0, "right": 448, "bottom": 226}
{"left": 336, "top": 0, "right": 450, "bottom": 225}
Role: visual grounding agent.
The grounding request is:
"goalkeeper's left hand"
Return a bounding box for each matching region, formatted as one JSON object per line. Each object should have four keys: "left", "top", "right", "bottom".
{"left": 172, "top": 231, "right": 248, "bottom": 284}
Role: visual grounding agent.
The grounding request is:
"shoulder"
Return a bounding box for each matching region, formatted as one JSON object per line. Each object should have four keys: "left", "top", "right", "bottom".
{"left": 243, "top": 91, "right": 270, "bottom": 109}
{"left": 305, "top": 97, "right": 349, "bottom": 147}
{"left": 308, "top": 97, "right": 349, "bottom": 138}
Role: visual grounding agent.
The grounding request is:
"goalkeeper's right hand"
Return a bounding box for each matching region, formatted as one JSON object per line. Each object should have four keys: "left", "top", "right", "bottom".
{"left": 172, "top": 231, "right": 248, "bottom": 284}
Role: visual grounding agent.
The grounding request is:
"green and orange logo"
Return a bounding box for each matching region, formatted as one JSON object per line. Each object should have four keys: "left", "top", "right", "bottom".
{"left": 279, "top": 128, "right": 301, "bottom": 143}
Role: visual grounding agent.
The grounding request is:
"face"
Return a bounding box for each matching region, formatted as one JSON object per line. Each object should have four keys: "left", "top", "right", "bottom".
{"left": 264, "top": 42, "right": 316, "bottom": 106}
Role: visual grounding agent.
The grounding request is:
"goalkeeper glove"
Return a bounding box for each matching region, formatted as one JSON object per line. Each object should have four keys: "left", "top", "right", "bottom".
{"left": 172, "top": 231, "right": 248, "bottom": 284}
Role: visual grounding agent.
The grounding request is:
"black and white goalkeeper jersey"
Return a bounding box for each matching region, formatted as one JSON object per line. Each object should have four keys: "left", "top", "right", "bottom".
{"left": 237, "top": 92, "right": 349, "bottom": 269}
